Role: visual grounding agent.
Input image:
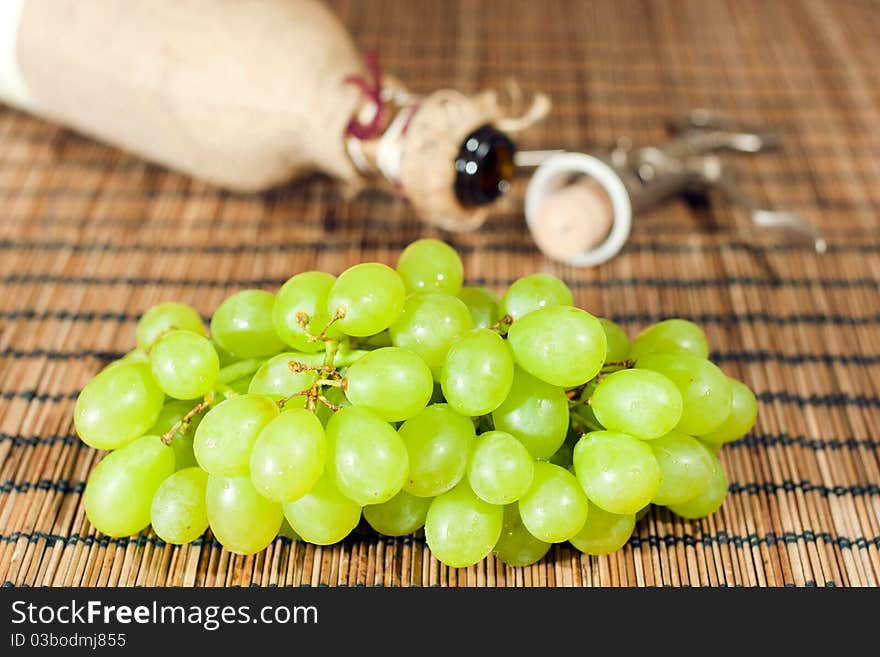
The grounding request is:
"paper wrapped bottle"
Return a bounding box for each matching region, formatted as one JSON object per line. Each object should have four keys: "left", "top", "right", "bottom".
{"left": 0, "top": 0, "right": 547, "bottom": 230}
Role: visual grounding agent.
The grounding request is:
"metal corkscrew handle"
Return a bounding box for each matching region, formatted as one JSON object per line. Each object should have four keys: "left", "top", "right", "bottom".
{"left": 516, "top": 110, "right": 827, "bottom": 266}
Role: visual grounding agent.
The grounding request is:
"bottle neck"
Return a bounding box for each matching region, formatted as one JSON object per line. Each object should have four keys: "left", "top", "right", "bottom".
{"left": 453, "top": 124, "right": 517, "bottom": 207}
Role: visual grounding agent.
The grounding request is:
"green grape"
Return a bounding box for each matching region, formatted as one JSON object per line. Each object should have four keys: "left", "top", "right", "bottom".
{"left": 249, "top": 408, "right": 326, "bottom": 503}
{"left": 629, "top": 319, "right": 709, "bottom": 360}
{"left": 499, "top": 273, "right": 573, "bottom": 320}
{"left": 344, "top": 347, "right": 433, "bottom": 422}
{"left": 283, "top": 474, "right": 362, "bottom": 545}
{"left": 649, "top": 431, "right": 715, "bottom": 506}
{"left": 457, "top": 286, "right": 500, "bottom": 329}
{"left": 136, "top": 302, "right": 205, "bottom": 350}
{"left": 396, "top": 238, "right": 464, "bottom": 295}
{"left": 599, "top": 318, "right": 630, "bottom": 362}
{"left": 273, "top": 271, "right": 341, "bottom": 353}
{"left": 507, "top": 306, "right": 606, "bottom": 388}
{"left": 363, "top": 489, "right": 431, "bottom": 536}
{"left": 247, "top": 352, "right": 317, "bottom": 408}
{"left": 493, "top": 504, "right": 551, "bottom": 567}
{"left": 636, "top": 352, "right": 732, "bottom": 435}
{"left": 635, "top": 505, "right": 651, "bottom": 522}
{"left": 424, "top": 481, "right": 503, "bottom": 568}
{"left": 491, "top": 367, "right": 569, "bottom": 459}
{"left": 389, "top": 292, "right": 473, "bottom": 372}
{"left": 518, "top": 462, "right": 589, "bottom": 543}
{"left": 206, "top": 475, "right": 283, "bottom": 555}
{"left": 569, "top": 501, "right": 635, "bottom": 555}
{"left": 150, "top": 467, "right": 209, "bottom": 544}
{"left": 210, "top": 289, "right": 286, "bottom": 359}
{"left": 440, "top": 329, "right": 514, "bottom": 416}
{"left": 467, "top": 431, "right": 535, "bottom": 505}
{"left": 398, "top": 404, "right": 475, "bottom": 498}
{"left": 325, "top": 407, "right": 409, "bottom": 505}
{"left": 327, "top": 262, "right": 406, "bottom": 337}
{"left": 148, "top": 400, "right": 207, "bottom": 470}
{"left": 667, "top": 453, "right": 728, "bottom": 518}
{"left": 104, "top": 348, "right": 149, "bottom": 370}
{"left": 573, "top": 431, "right": 661, "bottom": 515}
{"left": 149, "top": 330, "right": 219, "bottom": 400}
{"left": 278, "top": 519, "right": 302, "bottom": 541}
{"left": 193, "top": 394, "right": 279, "bottom": 476}
{"left": 699, "top": 378, "right": 758, "bottom": 446}
{"left": 74, "top": 362, "right": 165, "bottom": 450}
{"left": 83, "top": 435, "right": 175, "bottom": 537}
{"left": 589, "top": 368, "right": 683, "bottom": 440}
{"left": 549, "top": 443, "right": 574, "bottom": 468}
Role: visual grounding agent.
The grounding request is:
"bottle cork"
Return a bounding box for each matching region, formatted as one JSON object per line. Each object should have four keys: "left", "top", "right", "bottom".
{"left": 531, "top": 177, "right": 614, "bottom": 262}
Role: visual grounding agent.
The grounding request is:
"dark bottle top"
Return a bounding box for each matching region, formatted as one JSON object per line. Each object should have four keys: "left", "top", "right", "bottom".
{"left": 454, "top": 124, "right": 516, "bottom": 207}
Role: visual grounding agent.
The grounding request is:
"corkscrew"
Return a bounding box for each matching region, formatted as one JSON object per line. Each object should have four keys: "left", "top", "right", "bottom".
{"left": 516, "top": 110, "right": 827, "bottom": 267}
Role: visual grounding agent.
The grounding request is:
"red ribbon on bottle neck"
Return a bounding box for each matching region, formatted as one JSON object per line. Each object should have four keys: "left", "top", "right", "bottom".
{"left": 344, "top": 51, "right": 385, "bottom": 140}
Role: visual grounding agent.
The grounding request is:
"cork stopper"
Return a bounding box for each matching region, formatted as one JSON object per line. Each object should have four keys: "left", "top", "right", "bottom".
{"left": 524, "top": 151, "right": 633, "bottom": 267}
{"left": 531, "top": 177, "right": 614, "bottom": 262}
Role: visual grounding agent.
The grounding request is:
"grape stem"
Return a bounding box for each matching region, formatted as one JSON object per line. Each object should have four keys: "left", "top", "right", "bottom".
{"left": 289, "top": 361, "right": 338, "bottom": 375}
{"left": 324, "top": 339, "right": 339, "bottom": 369}
{"left": 276, "top": 388, "right": 342, "bottom": 413}
{"left": 600, "top": 359, "right": 634, "bottom": 373}
{"left": 315, "top": 393, "right": 342, "bottom": 411}
{"left": 564, "top": 359, "right": 636, "bottom": 403}
{"left": 281, "top": 360, "right": 346, "bottom": 413}
{"left": 489, "top": 314, "right": 514, "bottom": 334}
{"left": 277, "top": 389, "right": 309, "bottom": 408}
{"left": 161, "top": 394, "right": 213, "bottom": 446}
{"left": 216, "top": 358, "right": 266, "bottom": 384}
{"left": 295, "top": 307, "right": 346, "bottom": 345}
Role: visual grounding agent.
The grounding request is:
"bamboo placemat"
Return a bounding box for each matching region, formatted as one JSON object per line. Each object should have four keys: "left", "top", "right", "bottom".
{"left": 1, "top": 0, "right": 878, "bottom": 587}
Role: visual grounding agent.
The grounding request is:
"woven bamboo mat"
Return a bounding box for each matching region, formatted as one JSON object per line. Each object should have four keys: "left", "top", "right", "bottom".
{"left": 1, "top": 0, "right": 878, "bottom": 587}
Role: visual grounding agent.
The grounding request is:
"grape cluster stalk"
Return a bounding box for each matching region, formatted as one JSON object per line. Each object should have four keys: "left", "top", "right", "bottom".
{"left": 75, "top": 239, "right": 757, "bottom": 567}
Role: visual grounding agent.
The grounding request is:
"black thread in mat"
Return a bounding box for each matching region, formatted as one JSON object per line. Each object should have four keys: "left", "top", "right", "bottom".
{"left": 2, "top": 308, "right": 880, "bottom": 328}
{"left": 3, "top": 388, "right": 880, "bottom": 408}
{"left": 3, "top": 346, "right": 879, "bottom": 367}
{"left": 2, "top": 273, "right": 878, "bottom": 290}
{"left": 0, "top": 479, "right": 84, "bottom": 495}
{"left": 0, "top": 432, "right": 79, "bottom": 446}
{"left": 627, "top": 531, "right": 880, "bottom": 551}
{"left": 1, "top": 528, "right": 877, "bottom": 555}
{"left": 15, "top": 207, "right": 880, "bottom": 233}
{"left": 0, "top": 238, "right": 876, "bottom": 256}
{"left": 4, "top": 477, "right": 877, "bottom": 500}
{"left": 730, "top": 432, "right": 879, "bottom": 452}
{"left": 1, "top": 429, "right": 877, "bottom": 453}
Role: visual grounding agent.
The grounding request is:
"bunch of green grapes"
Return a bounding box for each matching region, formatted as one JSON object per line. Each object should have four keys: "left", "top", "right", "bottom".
{"left": 75, "top": 239, "right": 757, "bottom": 567}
